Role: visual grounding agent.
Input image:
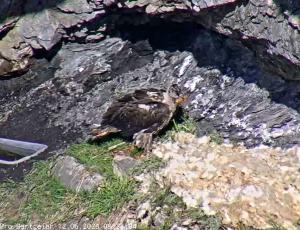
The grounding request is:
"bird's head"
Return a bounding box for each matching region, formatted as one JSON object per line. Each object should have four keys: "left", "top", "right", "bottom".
{"left": 167, "top": 84, "right": 187, "bottom": 106}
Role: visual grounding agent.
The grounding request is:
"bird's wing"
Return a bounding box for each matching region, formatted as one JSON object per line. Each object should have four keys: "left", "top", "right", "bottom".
{"left": 117, "top": 88, "right": 165, "bottom": 102}
{"left": 101, "top": 101, "right": 171, "bottom": 138}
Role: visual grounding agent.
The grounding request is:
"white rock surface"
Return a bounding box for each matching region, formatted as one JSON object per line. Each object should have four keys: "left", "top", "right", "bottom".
{"left": 152, "top": 132, "right": 300, "bottom": 229}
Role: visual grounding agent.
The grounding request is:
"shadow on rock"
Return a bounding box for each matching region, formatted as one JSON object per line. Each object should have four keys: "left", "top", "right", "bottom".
{"left": 0, "top": 0, "right": 66, "bottom": 23}
{"left": 116, "top": 19, "right": 300, "bottom": 112}
{"left": 273, "top": 0, "right": 300, "bottom": 16}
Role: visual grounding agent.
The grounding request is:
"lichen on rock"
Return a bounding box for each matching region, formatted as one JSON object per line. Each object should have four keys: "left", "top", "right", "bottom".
{"left": 152, "top": 132, "right": 300, "bottom": 229}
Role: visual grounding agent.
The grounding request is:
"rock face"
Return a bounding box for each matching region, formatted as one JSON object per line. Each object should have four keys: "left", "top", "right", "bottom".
{"left": 1, "top": 22, "right": 300, "bottom": 151}
{"left": 0, "top": 0, "right": 299, "bottom": 80}
{"left": 0, "top": 0, "right": 106, "bottom": 76}
{"left": 153, "top": 132, "right": 300, "bottom": 229}
{"left": 118, "top": 0, "right": 300, "bottom": 80}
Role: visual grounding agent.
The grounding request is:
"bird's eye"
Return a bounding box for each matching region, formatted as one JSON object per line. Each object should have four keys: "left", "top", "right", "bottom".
{"left": 152, "top": 95, "right": 161, "bottom": 101}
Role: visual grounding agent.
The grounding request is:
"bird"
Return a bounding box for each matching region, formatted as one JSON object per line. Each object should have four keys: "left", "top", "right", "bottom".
{"left": 89, "top": 84, "right": 187, "bottom": 151}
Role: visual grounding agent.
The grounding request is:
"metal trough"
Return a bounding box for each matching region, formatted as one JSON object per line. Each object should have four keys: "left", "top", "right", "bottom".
{"left": 0, "top": 138, "right": 48, "bottom": 165}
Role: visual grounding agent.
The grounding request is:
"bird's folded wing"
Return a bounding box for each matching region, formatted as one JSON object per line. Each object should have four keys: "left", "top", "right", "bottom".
{"left": 101, "top": 101, "right": 170, "bottom": 137}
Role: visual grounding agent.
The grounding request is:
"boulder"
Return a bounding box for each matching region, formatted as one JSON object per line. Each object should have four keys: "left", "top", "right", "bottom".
{"left": 113, "top": 154, "right": 138, "bottom": 177}
{"left": 52, "top": 155, "right": 103, "bottom": 192}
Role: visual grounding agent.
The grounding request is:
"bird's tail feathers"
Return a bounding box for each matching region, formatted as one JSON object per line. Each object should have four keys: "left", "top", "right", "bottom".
{"left": 90, "top": 126, "right": 121, "bottom": 141}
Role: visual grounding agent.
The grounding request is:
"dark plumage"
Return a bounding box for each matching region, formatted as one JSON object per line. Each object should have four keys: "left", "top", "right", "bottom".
{"left": 90, "top": 85, "right": 186, "bottom": 151}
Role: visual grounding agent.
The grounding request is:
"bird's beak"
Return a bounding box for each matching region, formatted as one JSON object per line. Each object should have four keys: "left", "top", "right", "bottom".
{"left": 175, "top": 95, "right": 188, "bottom": 105}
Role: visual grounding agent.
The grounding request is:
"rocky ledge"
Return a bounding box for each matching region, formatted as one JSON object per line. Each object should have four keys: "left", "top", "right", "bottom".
{"left": 1, "top": 21, "right": 300, "bottom": 152}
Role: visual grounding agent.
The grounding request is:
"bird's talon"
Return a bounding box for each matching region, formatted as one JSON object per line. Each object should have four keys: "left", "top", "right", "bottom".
{"left": 133, "top": 133, "right": 153, "bottom": 152}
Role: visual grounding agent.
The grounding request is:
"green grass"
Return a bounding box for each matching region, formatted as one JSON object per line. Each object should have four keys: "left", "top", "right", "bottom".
{"left": 137, "top": 184, "right": 223, "bottom": 230}
{"left": 64, "top": 141, "right": 136, "bottom": 219}
{"left": 162, "top": 113, "right": 197, "bottom": 141}
{"left": 267, "top": 222, "right": 285, "bottom": 230}
{"left": 0, "top": 141, "right": 137, "bottom": 224}
{"left": 153, "top": 190, "right": 222, "bottom": 229}
{"left": 135, "top": 225, "right": 153, "bottom": 230}
{"left": 208, "top": 130, "right": 224, "bottom": 144}
{"left": 66, "top": 138, "right": 126, "bottom": 178}
{"left": 129, "top": 146, "right": 144, "bottom": 158}
{"left": 172, "top": 115, "right": 196, "bottom": 133}
{"left": 65, "top": 141, "right": 137, "bottom": 218}
{"left": 185, "top": 208, "right": 222, "bottom": 230}
{"left": 22, "top": 161, "right": 69, "bottom": 218}
{"left": 0, "top": 160, "right": 78, "bottom": 223}
{"left": 83, "top": 177, "right": 135, "bottom": 217}
{"left": 0, "top": 178, "right": 18, "bottom": 200}
{"left": 132, "top": 155, "right": 165, "bottom": 175}
{"left": 175, "top": 113, "right": 197, "bottom": 133}
{"left": 151, "top": 187, "right": 185, "bottom": 209}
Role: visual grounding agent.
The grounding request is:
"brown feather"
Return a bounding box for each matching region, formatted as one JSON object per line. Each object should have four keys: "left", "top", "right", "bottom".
{"left": 100, "top": 87, "right": 178, "bottom": 140}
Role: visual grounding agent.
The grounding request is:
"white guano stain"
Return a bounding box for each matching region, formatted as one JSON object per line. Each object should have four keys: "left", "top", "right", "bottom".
{"left": 184, "top": 75, "right": 203, "bottom": 92}
{"left": 179, "top": 55, "right": 193, "bottom": 77}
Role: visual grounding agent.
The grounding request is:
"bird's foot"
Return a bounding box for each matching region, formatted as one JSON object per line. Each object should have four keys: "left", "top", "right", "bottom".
{"left": 133, "top": 132, "right": 153, "bottom": 152}
{"left": 87, "top": 128, "right": 103, "bottom": 142}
